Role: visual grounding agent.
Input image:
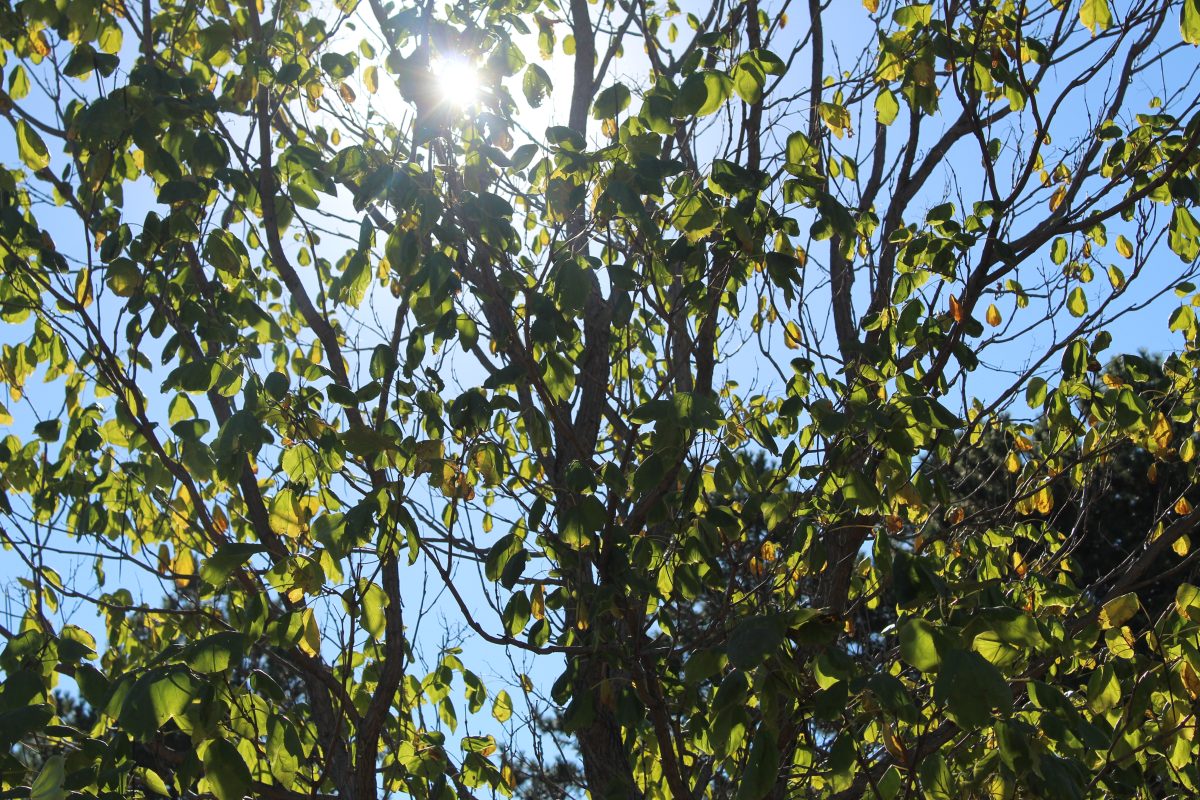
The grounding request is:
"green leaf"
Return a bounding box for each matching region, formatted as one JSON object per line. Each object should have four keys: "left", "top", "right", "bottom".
{"left": 875, "top": 88, "right": 899, "bottom": 125}
{"left": 360, "top": 581, "right": 388, "bottom": 640}
{"left": 204, "top": 738, "right": 252, "bottom": 800}
{"left": 1176, "top": 583, "right": 1200, "bottom": 621}
{"left": 678, "top": 70, "right": 733, "bottom": 117}
{"left": 522, "top": 64, "right": 553, "bottom": 108}
{"left": 735, "top": 728, "right": 780, "bottom": 800}
{"left": 264, "top": 371, "right": 290, "bottom": 400}
{"left": 727, "top": 615, "right": 785, "bottom": 669}
{"left": 136, "top": 768, "right": 171, "bottom": 797}
{"left": 9, "top": 65, "right": 30, "bottom": 100}
{"left": 0, "top": 705, "right": 54, "bottom": 751}
{"left": 592, "top": 83, "right": 631, "bottom": 119}
{"left": 933, "top": 649, "right": 1011, "bottom": 729}
{"left": 1086, "top": 664, "right": 1121, "bottom": 713}
{"left": 200, "top": 542, "right": 268, "bottom": 587}
{"left": 1026, "top": 376, "right": 1047, "bottom": 408}
{"left": 321, "top": 52, "right": 354, "bottom": 79}
{"left": 268, "top": 717, "right": 302, "bottom": 789}
{"left": 732, "top": 56, "right": 767, "bottom": 104}
{"left": 114, "top": 666, "right": 201, "bottom": 739}
{"left": 918, "top": 753, "right": 954, "bottom": 800}
{"left": 1169, "top": 206, "right": 1200, "bottom": 261}
{"left": 899, "top": 618, "right": 943, "bottom": 672}
{"left": 184, "top": 632, "right": 245, "bottom": 674}
{"left": 30, "top": 755, "right": 67, "bottom": 800}
{"left": 17, "top": 120, "right": 50, "bottom": 171}
{"left": 893, "top": 4, "right": 933, "bottom": 28}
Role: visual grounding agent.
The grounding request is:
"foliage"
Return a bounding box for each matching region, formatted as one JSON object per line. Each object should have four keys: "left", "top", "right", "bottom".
{"left": 2, "top": 1, "right": 1200, "bottom": 800}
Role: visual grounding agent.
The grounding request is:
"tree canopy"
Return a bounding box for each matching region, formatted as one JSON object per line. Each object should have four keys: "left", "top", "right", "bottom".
{"left": 4, "top": 1, "right": 1200, "bottom": 799}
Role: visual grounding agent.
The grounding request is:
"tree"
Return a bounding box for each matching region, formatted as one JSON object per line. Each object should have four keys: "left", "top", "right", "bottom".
{"left": 4, "top": 0, "right": 1200, "bottom": 798}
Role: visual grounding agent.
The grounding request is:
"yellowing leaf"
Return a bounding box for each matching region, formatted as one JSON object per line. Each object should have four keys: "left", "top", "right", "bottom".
{"left": 863, "top": 0, "right": 879, "bottom": 11}
{"left": 1067, "top": 286, "right": 1087, "bottom": 317}
{"left": 1080, "top": 0, "right": 1112, "bottom": 35}
{"left": 492, "top": 690, "right": 513, "bottom": 722}
{"left": 1005, "top": 452, "right": 1020, "bottom": 473}
{"left": 986, "top": 303, "right": 1001, "bottom": 327}
{"left": 364, "top": 65, "right": 379, "bottom": 94}
{"left": 1116, "top": 234, "right": 1133, "bottom": 258}
{"left": 16, "top": 119, "right": 50, "bottom": 171}
{"left": 1175, "top": 497, "right": 1193, "bottom": 516}
{"left": 1099, "top": 592, "right": 1140, "bottom": 629}
{"left": 1185, "top": 0, "right": 1200, "bottom": 45}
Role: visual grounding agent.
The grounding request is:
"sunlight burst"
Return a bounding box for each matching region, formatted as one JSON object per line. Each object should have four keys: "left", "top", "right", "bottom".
{"left": 432, "top": 57, "right": 481, "bottom": 108}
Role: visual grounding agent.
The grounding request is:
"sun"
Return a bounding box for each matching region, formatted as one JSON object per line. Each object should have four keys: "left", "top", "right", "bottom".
{"left": 432, "top": 57, "right": 481, "bottom": 109}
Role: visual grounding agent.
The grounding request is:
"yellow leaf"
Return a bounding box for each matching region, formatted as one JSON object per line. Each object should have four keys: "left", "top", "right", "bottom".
{"left": 1049, "top": 186, "right": 1066, "bottom": 212}
{"left": 364, "top": 65, "right": 379, "bottom": 94}
{"left": 948, "top": 294, "right": 964, "bottom": 323}
{"left": 31, "top": 30, "right": 49, "bottom": 58}
{"left": 1012, "top": 550, "right": 1027, "bottom": 578}
{"left": 1175, "top": 497, "right": 1193, "bottom": 516}
{"left": 299, "top": 608, "right": 320, "bottom": 656}
{"left": 761, "top": 540, "right": 778, "bottom": 562}
{"left": 531, "top": 584, "right": 545, "bottom": 621}
{"left": 1005, "top": 452, "right": 1020, "bottom": 473}
{"left": 986, "top": 303, "right": 1001, "bottom": 327}
{"left": 1181, "top": 662, "right": 1200, "bottom": 699}
{"left": 1172, "top": 534, "right": 1191, "bottom": 557}
{"left": 863, "top": 0, "right": 879, "bottom": 11}
{"left": 1033, "top": 485, "right": 1053, "bottom": 515}
{"left": 880, "top": 719, "right": 906, "bottom": 762}
{"left": 1151, "top": 413, "right": 1173, "bottom": 452}
{"left": 784, "top": 321, "right": 803, "bottom": 349}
